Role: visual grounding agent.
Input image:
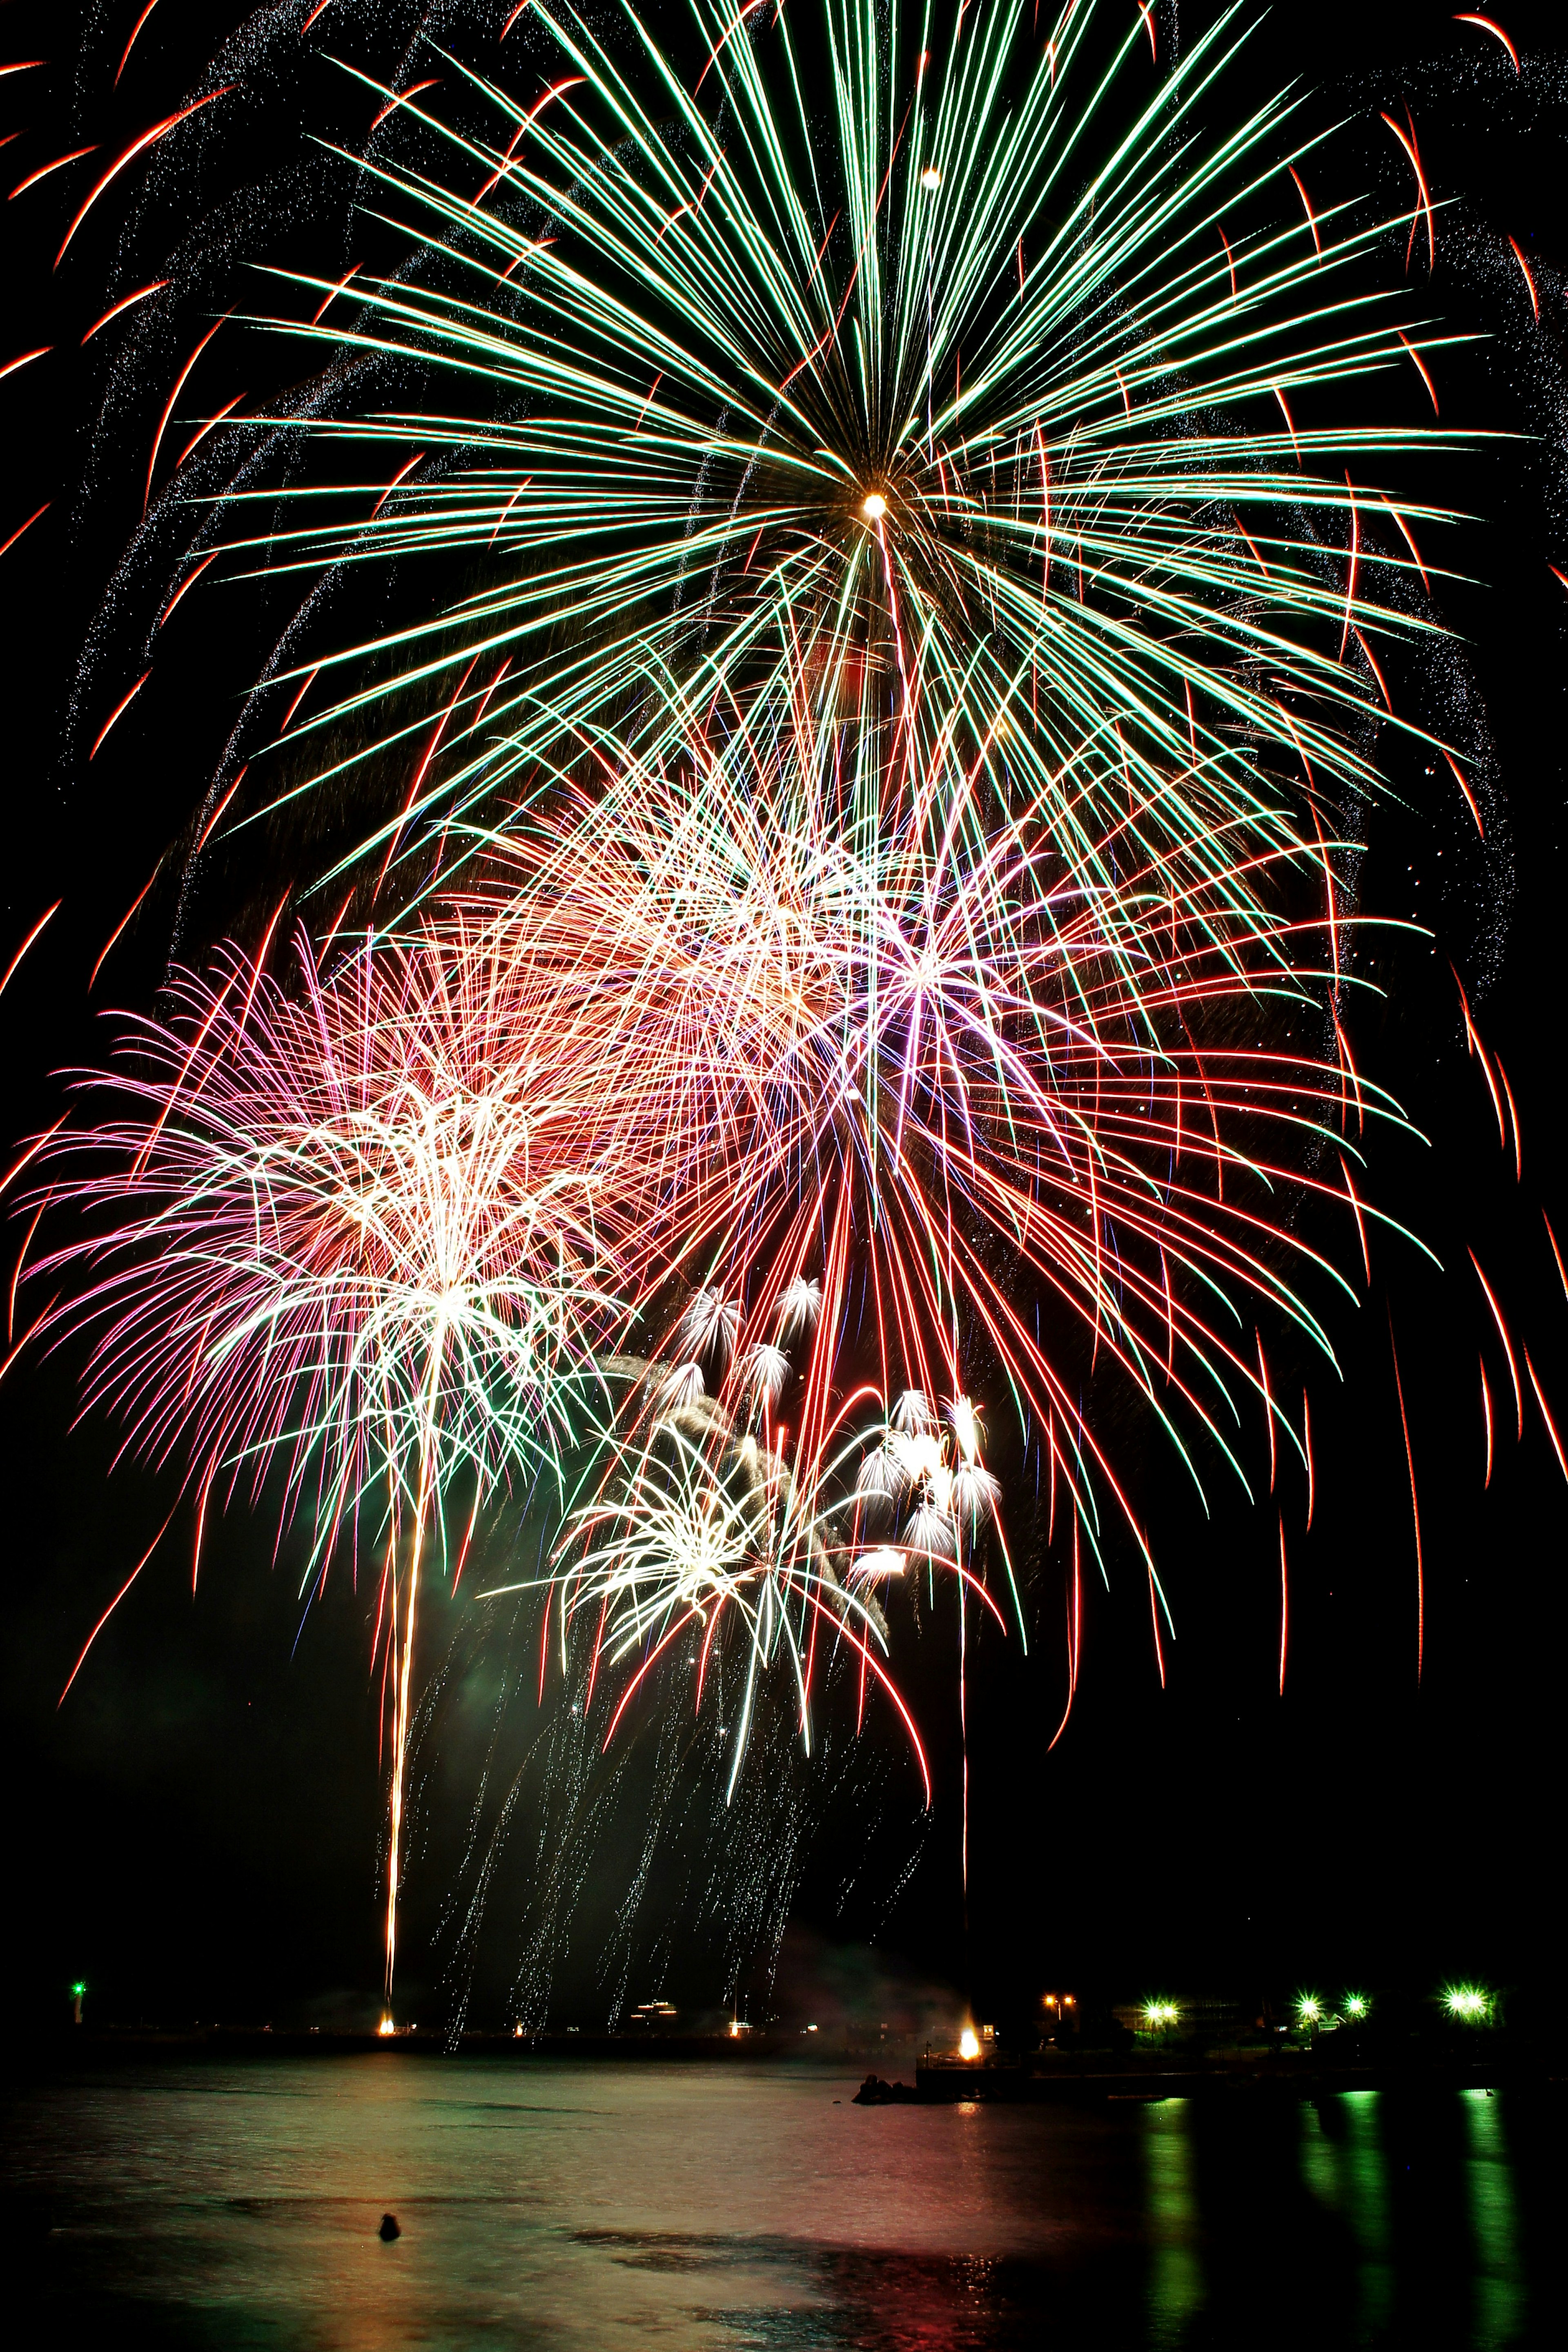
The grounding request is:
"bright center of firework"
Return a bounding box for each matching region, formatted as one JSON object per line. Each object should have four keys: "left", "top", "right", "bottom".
{"left": 861, "top": 490, "right": 887, "bottom": 520}
{"left": 958, "top": 2026, "right": 980, "bottom": 2060}
{"left": 378, "top": 2014, "right": 396, "bottom": 2037}
{"left": 920, "top": 166, "right": 942, "bottom": 191}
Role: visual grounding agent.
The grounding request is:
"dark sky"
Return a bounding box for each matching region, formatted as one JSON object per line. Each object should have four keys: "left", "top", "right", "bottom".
{"left": 0, "top": 1, "right": 1564, "bottom": 2040}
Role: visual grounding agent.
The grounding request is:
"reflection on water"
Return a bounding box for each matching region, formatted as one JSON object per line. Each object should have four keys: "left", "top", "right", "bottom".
{"left": 1464, "top": 2089, "right": 1523, "bottom": 2350}
{"left": 0, "top": 2060, "right": 1559, "bottom": 2350}
{"left": 1339, "top": 2091, "right": 1394, "bottom": 2340}
{"left": 1144, "top": 2098, "right": 1202, "bottom": 2341}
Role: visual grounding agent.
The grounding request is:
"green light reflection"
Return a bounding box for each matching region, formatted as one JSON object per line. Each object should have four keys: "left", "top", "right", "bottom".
{"left": 1463, "top": 2089, "right": 1523, "bottom": 2350}
{"left": 1341, "top": 2091, "right": 1393, "bottom": 2340}
{"left": 1143, "top": 2098, "right": 1204, "bottom": 2343}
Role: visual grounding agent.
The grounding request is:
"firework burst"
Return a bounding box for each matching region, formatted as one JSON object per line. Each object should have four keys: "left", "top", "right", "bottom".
{"left": 8, "top": 0, "right": 1528, "bottom": 2005}
{"left": 450, "top": 662, "right": 1421, "bottom": 1626}
{"left": 216, "top": 0, "right": 1465, "bottom": 913}
{"left": 23, "top": 919, "right": 627, "bottom": 1992}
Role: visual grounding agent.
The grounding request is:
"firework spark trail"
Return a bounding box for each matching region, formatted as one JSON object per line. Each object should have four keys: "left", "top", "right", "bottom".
{"left": 20, "top": 918, "right": 631, "bottom": 1996}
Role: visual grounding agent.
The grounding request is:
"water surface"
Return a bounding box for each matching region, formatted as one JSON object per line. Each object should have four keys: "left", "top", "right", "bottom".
{"left": 2, "top": 2058, "right": 1560, "bottom": 2348}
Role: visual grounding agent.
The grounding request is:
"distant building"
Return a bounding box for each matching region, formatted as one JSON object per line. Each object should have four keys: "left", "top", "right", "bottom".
{"left": 1110, "top": 1996, "right": 1267, "bottom": 2045}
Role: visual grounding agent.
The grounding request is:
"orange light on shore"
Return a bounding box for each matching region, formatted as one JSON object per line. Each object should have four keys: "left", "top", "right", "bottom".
{"left": 378, "top": 2014, "right": 396, "bottom": 2037}
{"left": 958, "top": 2026, "right": 980, "bottom": 2060}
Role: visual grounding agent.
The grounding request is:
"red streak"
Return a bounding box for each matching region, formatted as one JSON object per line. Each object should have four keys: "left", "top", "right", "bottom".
{"left": 696, "top": 0, "right": 770, "bottom": 91}
{"left": 1524, "top": 1351, "right": 1568, "bottom": 1485}
{"left": 1217, "top": 225, "right": 1237, "bottom": 302}
{"left": 7, "top": 1198, "right": 45, "bottom": 1344}
{"left": 191, "top": 1458, "right": 216, "bottom": 1595}
{"left": 192, "top": 768, "right": 246, "bottom": 856}
{"left": 1256, "top": 1331, "right": 1276, "bottom": 1492}
{"left": 1508, "top": 236, "right": 1539, "bottom": 323}
{"left": 1340, "top": 1156, "right": 1370, "bottom": 1283}
{"left": 116, "top": 1, "right": 164, "bottom": 83}
{"left": 10, "top": 145, "right": 97, "bottom": 199}
{"left": 370, "top": 79, "right": 441, "bottom": 134}
{"left": 1388, "top": 1317, "right": 1423, "bottom": 1682}
{"left": 1442, "top": 748, "right": 1483, "bottom": 836}
{"left": 1351, "top": 627, "right": 1392, "bottom": 712}
{"left": 89, "top": 671, "right": 150, "bottom": 758}
{"left": 1397, "top": 332, "right": 1439, "bottom": 414}
{"left": 1146, "top": 1560, "right": 1166, "bottom": 1689}
{"left": 371, "top": 452, "right": 423, "bottom": 519}
{"left": 82, "top": 278, "right": 168, "bottom": 342}
{"left": 0, "top": 901, "right": 61, "bottom": 1002}
{"left": 311, "top": 262, "right": 361, "bottom": 326}
{"left": 1380, "top": 113, "right": 1434, "bottom": 271}
{"left": 1379, "top": 496, "right": 1430, "bottom": 594}
{"left": 57, "top": 89, "right": 234, "bottom": 270}
{"left": 1470, "top": 1251, "right": 1523, "bottom": 1436}
{"left": 1495, "top": 1054, "right": 1521, "bottom": 1178}
{"left": 279, "top": 667, "right": 319, "bottom": 732}
{"left": 89, "top": 857, "right": 163, "bottom": 988}
{"left": 1543, "top": 1211, "right": 1568, "bottom": 1305}
{"left": 601, "top": 1609, "right": 701, "bottom": 1750}
{"left": 158, "top": 549, "right": 217, "bottom": 628}
{"left": 145, "top": 314, "right": 229, "bottom": 509}
{"left": 802, "top": 1589, "right": 931, "bottom": 1806}
{"left": 174, "top": 389, "right": 245, "bottom": 472}
{"left": 1339, "top": 472, "right": 1359, "bottom": 658}
{"left": 0, "top": 501, "right": 49, "bottom": 559}
{"left": 0, "top": 346, "right": 51, "bottom": 382}
{"left": 58, "top": 1508, "right": 179, "bottom": 1705}
{"left": 1453, "top": 15, "right": 1520, "bottom": 72}
{"left": 1286, "top": 166, "right": 1321, "bottom": 258}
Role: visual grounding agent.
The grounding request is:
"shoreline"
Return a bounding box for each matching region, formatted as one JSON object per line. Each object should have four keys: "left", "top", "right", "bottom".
{"left": 8, "top": 2026, "right": 1558, "bottom": 2100}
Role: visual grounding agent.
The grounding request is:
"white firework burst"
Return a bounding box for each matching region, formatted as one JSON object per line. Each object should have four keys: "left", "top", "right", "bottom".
{"left": 776, "top": 1276, "right": 823, "bottom": 1337}
{"left": 682, "top": 1286, "right": 741, "bottom": 1363}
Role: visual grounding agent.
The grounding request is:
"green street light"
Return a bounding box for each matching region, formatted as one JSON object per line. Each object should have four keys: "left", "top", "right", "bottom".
{"left": 1296, "top": 1995, "right": 1323, "bottom": 2027}
{"left": 1443, "top": 1985, "right": 1492, "bottom": 2023}
{"left": 1343, "top": 1993, "right": 1368, "bottom": 2020}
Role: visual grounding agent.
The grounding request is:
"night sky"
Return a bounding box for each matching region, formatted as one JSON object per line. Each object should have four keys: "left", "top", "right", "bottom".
{"left": 0, "top": 1, "right": 1564, "bottom": 2042}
